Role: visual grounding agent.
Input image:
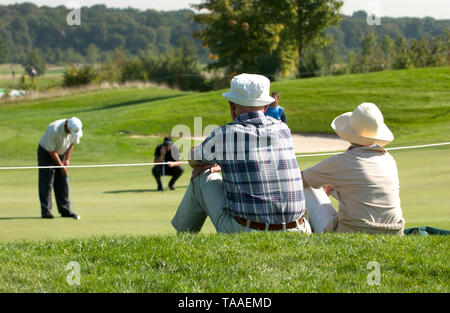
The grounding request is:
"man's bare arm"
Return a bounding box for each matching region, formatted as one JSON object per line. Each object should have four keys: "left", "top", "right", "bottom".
{"left": 63, "top": 144, "right": 74, "bottom": 166}
{"left": 48, "top": 151, "right": 68, "bottom": 176}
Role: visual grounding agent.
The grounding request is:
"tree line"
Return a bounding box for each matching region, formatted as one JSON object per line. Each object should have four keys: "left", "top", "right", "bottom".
{"left": 0, "top": 2, "right": 448, "bottom": 67}
{"left": 0, "top": 3, "right": 208, "bottom": 64}
{"left": 1, "top": 1, "right": 449, "bottom": 92}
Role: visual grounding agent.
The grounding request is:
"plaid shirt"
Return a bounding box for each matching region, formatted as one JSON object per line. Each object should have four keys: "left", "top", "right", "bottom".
{"left": 193, "top": 111, "right": 305, "bottom": 225}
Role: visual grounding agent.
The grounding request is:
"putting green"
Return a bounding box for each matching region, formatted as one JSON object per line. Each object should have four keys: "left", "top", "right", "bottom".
{"left": 0, "top": 146, "right": 448, "bottom": 241}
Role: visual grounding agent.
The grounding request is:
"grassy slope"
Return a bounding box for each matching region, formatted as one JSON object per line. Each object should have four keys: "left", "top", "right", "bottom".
{"left": 0, "top": 67, "right": 449, "bottom": 166}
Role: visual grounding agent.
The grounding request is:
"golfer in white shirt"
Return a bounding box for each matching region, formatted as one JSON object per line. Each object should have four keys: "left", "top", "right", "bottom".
{"left": 38, "top": 117, "right": 83, "bottom": 219}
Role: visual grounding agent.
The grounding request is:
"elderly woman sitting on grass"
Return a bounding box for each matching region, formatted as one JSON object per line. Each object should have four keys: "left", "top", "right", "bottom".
{"left": 302, "top": 103, "right": 405, "bottom": 235}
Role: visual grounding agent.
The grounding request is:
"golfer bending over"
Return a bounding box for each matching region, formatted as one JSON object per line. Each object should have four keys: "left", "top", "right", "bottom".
{"left": 302, "top": 103, "right": 405, "bottom": 235}
{"left": 172, "top": 74, "right": 311, "bottom": 234}
{"left": 38, "top": 117, "right": 83, "bottom": 219}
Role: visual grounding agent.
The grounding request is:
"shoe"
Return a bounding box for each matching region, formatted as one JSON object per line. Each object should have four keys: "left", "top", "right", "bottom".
{"left": 169, "top": 185, "right": 175, "bottom": 191}
{"left": 157, "top": 186, "right": 163, "bottom": 191}
{"left": 42, "top": 214, "right": 54, "bottom": 219}
{"left": 61, "top": 213, "right": 77, "bottom": 218}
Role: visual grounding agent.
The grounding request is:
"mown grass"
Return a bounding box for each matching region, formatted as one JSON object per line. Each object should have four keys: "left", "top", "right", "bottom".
{"left": 0, "top": 146, "right": 448, "bottom": 243}
{"left": 0, "top": 233, "right": 448, "bottom": 293}
{"left": 0, "top": 67, "right": 448, "bottom": 166}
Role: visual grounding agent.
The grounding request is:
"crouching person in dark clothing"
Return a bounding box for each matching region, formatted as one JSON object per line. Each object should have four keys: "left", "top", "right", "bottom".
{"left": 152, "top": 137, "right": 184, "bottom": 191}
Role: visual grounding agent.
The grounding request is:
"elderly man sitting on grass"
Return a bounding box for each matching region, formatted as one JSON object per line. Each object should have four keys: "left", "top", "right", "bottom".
{"left": 172, "top": 74, "right": 311, "bottom": 234}
{"left": 302, "top": 103, "right": 405, "bottom": 235}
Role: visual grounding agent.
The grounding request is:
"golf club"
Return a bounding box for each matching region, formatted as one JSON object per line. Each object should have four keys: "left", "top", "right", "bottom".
{"left": 162, "top": 162, "right": 165, "bottom": 192}
{"left": 66, "top": 176, "right": 80, "bottom": 220}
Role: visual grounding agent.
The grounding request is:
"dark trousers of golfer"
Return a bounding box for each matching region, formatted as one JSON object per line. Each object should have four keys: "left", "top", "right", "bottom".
{"left": 38, "top": 145, "right": 72, "bottom": 217}
{"left": 152, "top": 165, "right": 184, "bottom": 190}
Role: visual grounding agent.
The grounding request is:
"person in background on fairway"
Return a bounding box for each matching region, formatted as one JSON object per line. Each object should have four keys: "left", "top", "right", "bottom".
{"left": 152, "top": 137, "right": 184, "bottom": 191}
{"left": 302, "top": 103, "right": 405, "bottom": 235}
{"left": 38, "top": 117, "right": 83, "bottom": 219}
{"left": 264, "top": 91, "right": 286, "bottom": 124}
{"left": 171, "top": 74, "right": 311, "bottom": 234}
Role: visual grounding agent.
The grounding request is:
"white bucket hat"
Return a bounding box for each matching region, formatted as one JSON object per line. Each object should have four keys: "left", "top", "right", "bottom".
{"left": 222, "top": 73, "right": 275, "bottom": 107}
{"left": 331, "top": 103, "right": 394, "bottom": 146}
{"left": 67, "top": 117, "right": 83, "bottom": 144}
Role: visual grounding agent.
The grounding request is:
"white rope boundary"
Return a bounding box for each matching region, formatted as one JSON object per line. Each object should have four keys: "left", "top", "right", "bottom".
{"left": 0, "top": 142, "right": 449, "bottom": 170}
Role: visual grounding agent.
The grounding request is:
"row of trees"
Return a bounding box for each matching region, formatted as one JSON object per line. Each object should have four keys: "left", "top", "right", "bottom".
{"left": 1, "top": 3, "right": 449, "bottom": 67}
{"left": 192, "top": 0, "right": 449, "bottom": 79}
{"left": 63, "top": 40, "right": 216, "bottom": 91}
{"left": 353, "top": 32, "right": 449, "bottom": 72}
{"left": 0, "top": 3, "right": 208, "bottom": 64}
{"left": 299, "top": 31, "right": 450, "bottom": 77}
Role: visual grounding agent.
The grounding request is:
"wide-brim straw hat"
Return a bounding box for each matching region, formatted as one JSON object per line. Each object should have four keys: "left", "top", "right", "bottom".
{"left": 331, "top": 103, "right": 394, "bottom": 146}
{"left": 222, "top": 73, "right": 275, "bottom": 107}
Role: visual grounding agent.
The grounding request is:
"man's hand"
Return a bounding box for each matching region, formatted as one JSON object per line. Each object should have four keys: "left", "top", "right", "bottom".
{"left": 49, "top": 151, "right": 68, "bottom": 177}
{"left": 322, "top": 185, "right": 335, "bottom": 196}
{"left": 61, "top": 160, "right": 69, "bottom": 177}
{"left": 61, "top": 167, "right": 68, "bottom": 177}
{"left": 168, "top": 161, "right": 182, "bottom": 168}
{"left": 192, "top": 164, "right": 221, "bottom": 178}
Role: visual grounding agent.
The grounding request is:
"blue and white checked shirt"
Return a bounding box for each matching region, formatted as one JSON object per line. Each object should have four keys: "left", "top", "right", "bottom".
{"left": 193, "top": 111, "right": 305, "bottom": 225}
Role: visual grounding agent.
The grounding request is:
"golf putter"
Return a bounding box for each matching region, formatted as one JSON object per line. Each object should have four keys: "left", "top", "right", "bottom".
{"left": 66, "top": 176, "right": 80, "bottom": 220}
{"left": 162, "top": 162, "right": 165, "bottom": 192}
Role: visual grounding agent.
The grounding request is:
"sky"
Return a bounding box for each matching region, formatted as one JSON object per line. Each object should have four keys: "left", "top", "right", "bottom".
{"left": 1, "top": 0, "right": 449, "bottom": 19}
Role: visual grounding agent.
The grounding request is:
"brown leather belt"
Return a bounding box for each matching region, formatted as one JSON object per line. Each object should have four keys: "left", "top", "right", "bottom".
{"left": 235, "top": 216, "right": 304, "bottom": 231}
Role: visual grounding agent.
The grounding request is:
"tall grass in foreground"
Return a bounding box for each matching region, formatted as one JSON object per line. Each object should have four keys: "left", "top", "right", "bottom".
{"left": 0, "top": 233, "right": 448, "bottom": 293}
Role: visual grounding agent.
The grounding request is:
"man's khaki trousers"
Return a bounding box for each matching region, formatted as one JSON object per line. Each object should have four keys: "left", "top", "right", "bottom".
{"left": 171, "top": 171, "right": 311, "bottom": 234}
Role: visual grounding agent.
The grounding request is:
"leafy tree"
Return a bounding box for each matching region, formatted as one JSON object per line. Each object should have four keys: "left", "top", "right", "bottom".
{"left": 270, "top": 0, "right": 343, "bottom": 74}
{"left": 86, "top": 44, "right": 101, "bottom": 64}
{"left": 426, "top": 35, "right": 448, "bottom": 67}
{"left": 356, "top": 32, "right": 385, "bottom": 72}
{"left": 63, "top": 65, "right": 97, "bottom": 87}
{"left": 0, "top": 36, "right": 9, "bottom": 63}
{"left": 192, "top": 0, "right": 285, "bottom": 74}
{"left": 298, "top": 44, "right": 325, "bottom": 78}
{"left": 193, "top": 0, "right": 343, "bottom": 77}
{"left": 22, "top": 49, "right": 46, "bottom": 76}
{"left": 120, "top": 57, "right": 147, "bottom": 83}
{"left": 18, "top": 74, "right": 38, "bottom": 90}
{"left": 392, "top": 37, "right": 413, "bottom": 70}
{"left": 156, "top": 26, "right": 172, "bottom": 53}
{"left": 381, "top": 35, "right": 395, "bottom": 69}
{"left": 321, "top": 40, "right": 340, "bottom": 74}
{"left": 410, "top": 38, "right": 428, "bottom": 68}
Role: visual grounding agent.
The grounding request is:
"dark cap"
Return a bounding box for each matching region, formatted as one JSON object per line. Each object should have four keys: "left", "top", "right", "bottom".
{"left": 163, "top": 137, "right": 173, "bottom": 146}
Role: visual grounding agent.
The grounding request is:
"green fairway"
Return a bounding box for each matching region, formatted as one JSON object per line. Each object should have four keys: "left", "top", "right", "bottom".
{"left": 0, "top": 146, "right": 448, "bottom": 241}
{"left": 0, "top": 68, "right": 448, "bottom": 292}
